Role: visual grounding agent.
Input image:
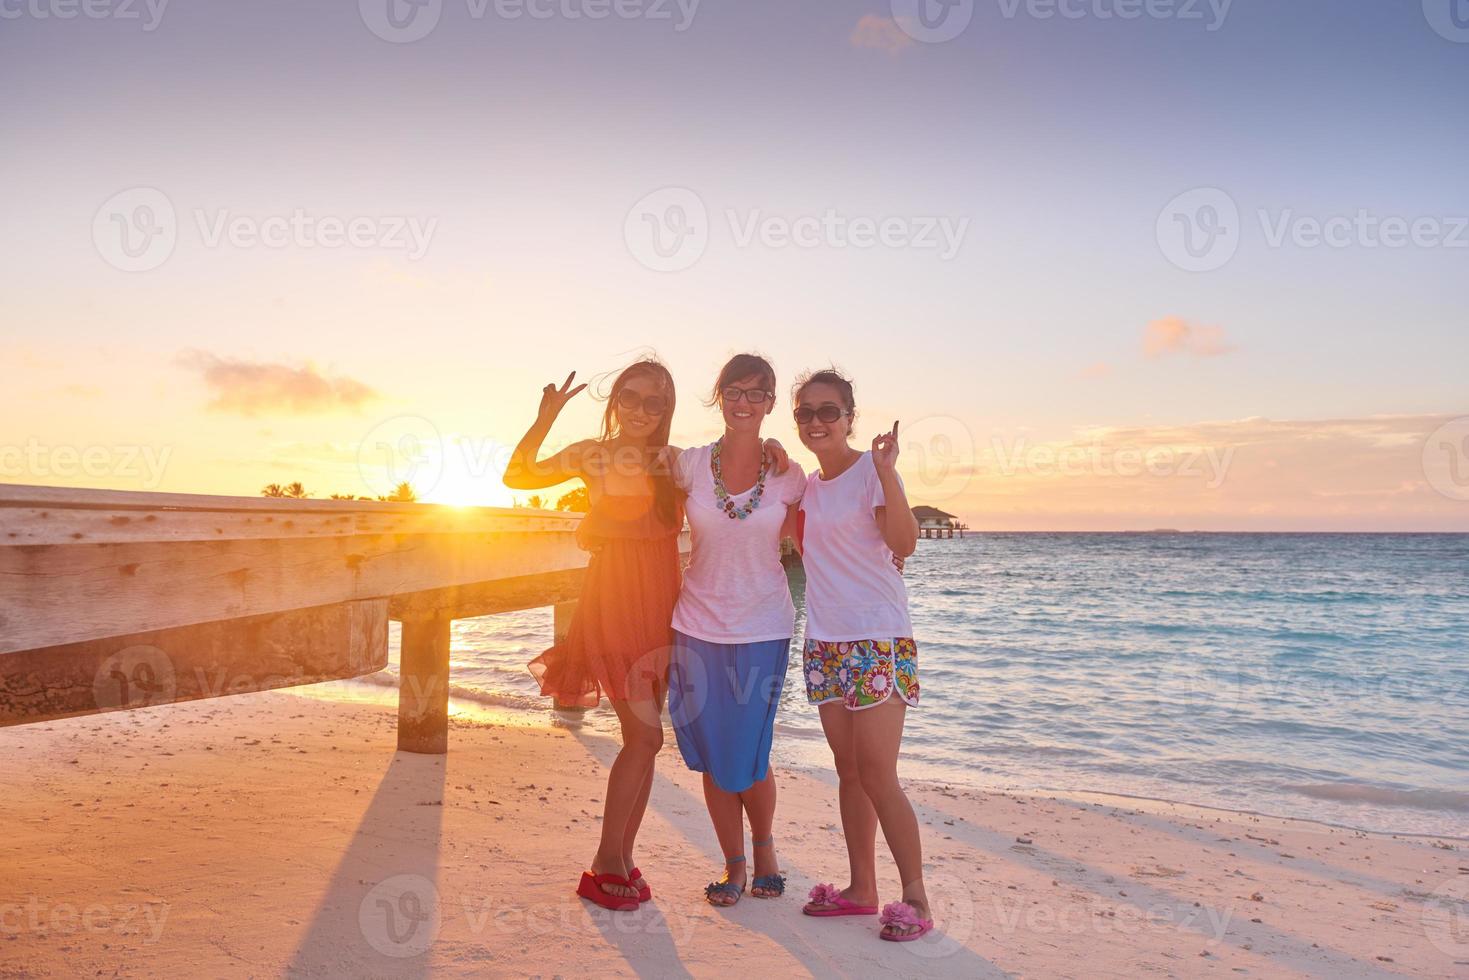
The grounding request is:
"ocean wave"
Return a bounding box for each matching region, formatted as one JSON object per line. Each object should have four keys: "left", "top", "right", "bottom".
{"left": 1284, "top": 782, "right": 1469, "bottom": 813}
{"left": 354, "top": 669, "right": 549, "bottom": 714}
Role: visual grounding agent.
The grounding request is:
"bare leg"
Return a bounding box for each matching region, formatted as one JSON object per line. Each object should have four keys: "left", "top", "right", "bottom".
{"left": 622, "top": 760, "right": 655, "bottom": 893}
{"left": 803, "top": 703, "right": 879, "bottom": 911}
{"left": 591, "top": 696, "right": 664, "bottom": 899}
{"left": 702, "top": 773, "right": 748, "bottom": 905}
{"left": 620, "top": 683, "right": 664, "bottom": 895}
{"left": 854, "top": 697, "right": 930, "bottom": 936}
{"left": 739, "top": 771, "right": 783, "bottom": 896}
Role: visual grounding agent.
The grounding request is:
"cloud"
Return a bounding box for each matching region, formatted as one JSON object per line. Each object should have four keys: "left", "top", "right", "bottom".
{"left": 58, "top": 383, "right": 103, "bottom": 399}
{"left": 1077, "top": 362, "right": 1112, "bottom": 380}
{"left": 176, "top": 350, "right": 379, "bottom": 417}
{"left": 1143, "top": 316, "right": 1235, "bottom": 358}
{"left": 929, "top": 413, "right": 1466, "bottom": 531}
{"left": 850, "top": 14, "right": 914, "bottom": 54}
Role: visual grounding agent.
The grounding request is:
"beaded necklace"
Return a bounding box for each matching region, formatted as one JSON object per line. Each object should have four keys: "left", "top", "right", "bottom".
{"left": 710, "top": 439, "right": 767, "bottom": 520}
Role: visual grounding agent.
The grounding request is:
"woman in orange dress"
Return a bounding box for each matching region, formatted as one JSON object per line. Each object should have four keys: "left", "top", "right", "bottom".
{"left": 505, "top": 359, "right": 683, "bottom": 911}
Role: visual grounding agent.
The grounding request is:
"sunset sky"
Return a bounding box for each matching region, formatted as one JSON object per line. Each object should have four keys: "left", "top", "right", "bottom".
{"left": 3, "top": 0, "right": 1466, "bottom": 530}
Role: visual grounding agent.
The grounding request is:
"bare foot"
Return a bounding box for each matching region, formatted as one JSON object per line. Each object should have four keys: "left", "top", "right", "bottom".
{"left": 590, "top": 855, "right": 636, "bottom": 899}
{"left": 705, "top": 859, "right": 746, "bottom": 907}
{"left": 623, "top": 856, "right": 646, "bottom": 895}
{"left": 750, "top": 838, "right": 784, "bottom": 897}
{"left": 881, "top": 896, "right": 932, "bottom": 939}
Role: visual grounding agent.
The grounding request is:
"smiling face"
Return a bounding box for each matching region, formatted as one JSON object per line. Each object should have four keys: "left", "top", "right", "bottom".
{"left": 795, "top": 380, "right": 854, "bottom": 454}
{"left": 719, "top": 374, "right": 774, "bottom": 436}
{"left": 613, "top": 372, "right": 669, "bottom": 441}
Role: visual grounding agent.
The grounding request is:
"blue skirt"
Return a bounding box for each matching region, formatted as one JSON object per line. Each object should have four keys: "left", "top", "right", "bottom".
{"left": 668, "top": 630, "right": 791, "bottom": 793}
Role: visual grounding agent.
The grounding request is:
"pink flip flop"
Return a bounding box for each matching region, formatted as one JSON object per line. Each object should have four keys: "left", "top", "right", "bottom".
{"left": 802, "top": 882, "right": 878, "bottom": 917}
{"left": 878, "top": 901, "right": 935, "bottom": 942}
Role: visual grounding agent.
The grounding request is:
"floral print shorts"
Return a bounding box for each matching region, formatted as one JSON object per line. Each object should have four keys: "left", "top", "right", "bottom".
{"left": 802, "top": 637, "right": 919, "bottom": 710}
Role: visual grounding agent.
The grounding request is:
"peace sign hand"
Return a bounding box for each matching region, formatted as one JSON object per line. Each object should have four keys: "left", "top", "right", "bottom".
{"left": 871, "top": 421, "right": 900, "bottom": 473}
{"left": 538, "top": 371, "right": 588, "bottom": 421}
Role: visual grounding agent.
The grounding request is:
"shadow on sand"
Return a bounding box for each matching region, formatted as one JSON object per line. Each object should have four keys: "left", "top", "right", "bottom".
{"left": 286, "top": 751, "right": 448, "bottom": 978}
{"left": 568, "top": 728, "right": 1013, "bottom": 979}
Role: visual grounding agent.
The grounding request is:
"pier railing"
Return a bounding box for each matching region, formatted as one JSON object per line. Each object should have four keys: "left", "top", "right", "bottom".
{"left": 0, "top": 483, "right": 680, "bottom": 752}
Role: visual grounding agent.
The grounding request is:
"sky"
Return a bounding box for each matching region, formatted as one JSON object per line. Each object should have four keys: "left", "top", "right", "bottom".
{"left": 2, "top": 0, "right": 1467, "bottom": 529}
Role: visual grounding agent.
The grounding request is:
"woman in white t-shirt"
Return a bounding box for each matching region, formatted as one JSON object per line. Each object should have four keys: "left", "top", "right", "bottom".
{"left": 790, "top": 368, "right": 934, "bottom": 942}
{"left": 665, "top": 353, "right": 806, "bottom": 907}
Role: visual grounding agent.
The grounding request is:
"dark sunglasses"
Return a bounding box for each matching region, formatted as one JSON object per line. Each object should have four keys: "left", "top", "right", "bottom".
{"left": 616, "top": 389, "right": 668, "bottom": 416}
{"left": 794, "top": 405, "right": 850, "bottom": 425}
{"left": 722, "top": 386, "right": 773, "bottom": 405}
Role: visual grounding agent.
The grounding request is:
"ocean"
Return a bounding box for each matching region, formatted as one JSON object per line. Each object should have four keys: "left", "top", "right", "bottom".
{"left": 348, "top": 533, "right": 1469, "bottom": 837}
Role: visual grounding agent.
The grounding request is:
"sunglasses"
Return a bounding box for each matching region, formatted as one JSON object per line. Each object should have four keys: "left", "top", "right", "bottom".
{"left": 794, "top": 405, "right": 850, "bottom": 425}
{"left": 616, "top": 388, "right": 668, "bottom": 416}
{"left": 722, "top": 386, "right": 773, "bottom": 405}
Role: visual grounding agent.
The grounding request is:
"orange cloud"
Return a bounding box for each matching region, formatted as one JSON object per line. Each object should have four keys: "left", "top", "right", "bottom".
{"left": 901, "top": 413, "right": 1469, "bottom": 531}
{"left": 176, "top": 350, "right": 379, "bottom": 417}
{"left": 850, "top": 14, "right": 914, "bottom": 54}
{"left": 1143, "top": 316, "right": 1235, "bottom": 358}
{"left": 1077, "top": 362, "right": 1112, "bottom": 380}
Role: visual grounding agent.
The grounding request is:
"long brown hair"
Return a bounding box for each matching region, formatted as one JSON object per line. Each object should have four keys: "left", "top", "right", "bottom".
{"left": 599, "top": 357, "right": 678, "bottom": 528}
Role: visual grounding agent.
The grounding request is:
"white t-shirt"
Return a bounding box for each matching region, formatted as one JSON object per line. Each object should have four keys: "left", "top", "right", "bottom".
{"left": 799, "top": 451, "right": 913, "bottom": 642}
{"left": 671, "top": 441, "right": 806, "bottom": 644}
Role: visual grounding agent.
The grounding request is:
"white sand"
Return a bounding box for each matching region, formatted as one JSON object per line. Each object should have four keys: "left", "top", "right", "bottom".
{"left": 1, "top": 692, "right": 1465, "bottom": 978}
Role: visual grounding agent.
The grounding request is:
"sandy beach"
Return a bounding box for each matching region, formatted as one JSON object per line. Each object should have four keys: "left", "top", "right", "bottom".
{"left": 1, "top": 691, "right": 1465, "bottom": 979}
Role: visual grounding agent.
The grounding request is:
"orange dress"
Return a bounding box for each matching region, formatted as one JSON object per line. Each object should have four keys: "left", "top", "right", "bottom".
{"left": 529, "top": 493, "right": 682, "bottom": 707}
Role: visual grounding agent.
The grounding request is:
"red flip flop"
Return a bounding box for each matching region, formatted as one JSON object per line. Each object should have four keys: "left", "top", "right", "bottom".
{"left": 577, "top": 871, "right": 639, "bottom": 911}
{"left": 627, "top": 866, "right": 652, "bottom": 903}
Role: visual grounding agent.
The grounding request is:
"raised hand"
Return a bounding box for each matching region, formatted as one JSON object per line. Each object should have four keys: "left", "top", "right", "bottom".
{"left": 871, "top": 421, "right": 900, "bottom": 473}
{"left": 538, "top": 371, "right": 587, "bottom": 421}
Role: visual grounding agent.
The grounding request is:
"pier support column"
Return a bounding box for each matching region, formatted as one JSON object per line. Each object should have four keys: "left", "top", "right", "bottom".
{"left": 553, "top": 600, "right": 577, "bottom": 644}
{"left": 398, "top": 614, "right": 451, "bottom": 754}
{"left": 550, "top": 601, "right": 583, "bottom": 712}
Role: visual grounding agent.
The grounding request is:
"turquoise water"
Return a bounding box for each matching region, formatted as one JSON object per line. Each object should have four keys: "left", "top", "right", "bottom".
{"left": 364, "top": 533, "right": 1469, "bottom": 837}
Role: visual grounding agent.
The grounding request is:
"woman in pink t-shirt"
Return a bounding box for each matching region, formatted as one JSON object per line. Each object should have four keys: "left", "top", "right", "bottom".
{"left": 790, "top": 368, "right": 934, "bottom": 942}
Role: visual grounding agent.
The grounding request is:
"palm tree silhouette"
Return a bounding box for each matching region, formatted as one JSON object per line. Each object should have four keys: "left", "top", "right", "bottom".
{"left": 380, "top": 482, "right": 417, "bottom": 503}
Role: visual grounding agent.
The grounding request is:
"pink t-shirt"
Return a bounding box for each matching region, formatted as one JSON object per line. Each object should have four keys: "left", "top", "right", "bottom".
{"left": 798, "top": 451, "right": 913, "bottom": 643}
{"left": 671, "top": 442, "right": 806, "bottom": 644}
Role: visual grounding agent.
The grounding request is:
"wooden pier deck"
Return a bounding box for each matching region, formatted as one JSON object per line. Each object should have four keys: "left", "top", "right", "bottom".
{"left": 0, "top": 484, "right": 678, "bottom": 751}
